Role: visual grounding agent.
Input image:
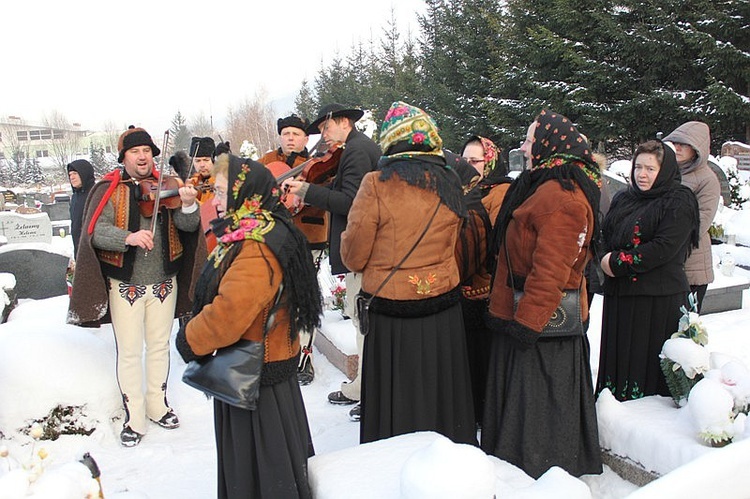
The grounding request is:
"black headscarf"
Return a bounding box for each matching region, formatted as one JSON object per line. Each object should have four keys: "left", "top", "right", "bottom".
{"left": 602, "top": 141, "right": 700, "bottom": 254}
{"left": 192, "top": 155, "right": 322, "bottom": 338}
{"left": 491, "top": 110, "right": 602, "bottom": 261}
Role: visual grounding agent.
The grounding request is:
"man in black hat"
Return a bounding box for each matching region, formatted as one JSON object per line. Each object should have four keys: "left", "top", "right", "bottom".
{"left": 282, "top": 104, "right": 381, "bottom": 413}
{"left": 68, "top": 126, "right": 206, "bottom": 447}
{"left": 258, "top": 114, "right": 311, "bottom": 168}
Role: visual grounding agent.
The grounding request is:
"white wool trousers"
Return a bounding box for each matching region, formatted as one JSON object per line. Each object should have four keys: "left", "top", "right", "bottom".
{"left": 340, "top": 272, "right": 363, "bottom": 401}
{"left": 108, "top": 277, "right": 176, "bottom": 434}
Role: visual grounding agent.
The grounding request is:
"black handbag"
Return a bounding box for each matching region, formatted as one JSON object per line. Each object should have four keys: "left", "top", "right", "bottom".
{"left": 505, "top": 239, "right": 584, "bottom": 338}
{"left": 182, "top": 339, "right": 264, "bottom": 410}
{"left": 356, "top": 199, "right": 441, "bottom": 336}
{"left": 512, "top": 288, "right": 583, "bottom": 337}
{"left": 182, "top": 284, "right": 284, "bottom": 410}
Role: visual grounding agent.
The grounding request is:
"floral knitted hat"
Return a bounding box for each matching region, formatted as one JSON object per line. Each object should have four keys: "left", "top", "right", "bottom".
{"left": 379, "top": 101, "right": 443, "bottom": 158}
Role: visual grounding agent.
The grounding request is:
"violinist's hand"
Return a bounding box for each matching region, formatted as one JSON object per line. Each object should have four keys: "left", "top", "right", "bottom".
{"left": 179, "top": 183, "right": 198, "bottom": 208}
{"left": 126, "top": 230, "right": 154, "bottom": 251}
{"left": 281, "top": 179, "right": 308, "bottom": 199}
{"left": 600, "top": 252, "right": 615, "bottom": 278}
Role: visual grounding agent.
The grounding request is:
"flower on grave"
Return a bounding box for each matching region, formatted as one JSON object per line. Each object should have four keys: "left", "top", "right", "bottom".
{"left": 660, "top": 292, "right": 709, "bottom": 406}
{"left": 671, "top": 293, "right": 708, "bottom": 346}
{"left": 331, "top": 284, "right": 346, "bottom": 312}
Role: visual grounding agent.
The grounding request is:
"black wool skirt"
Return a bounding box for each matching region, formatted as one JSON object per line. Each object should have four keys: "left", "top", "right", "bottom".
{"left": 360, "top": 302, "right": 477, "bottom": 446}
{"left": 214, "top": 373, "right": 314, "bottom": 499}
{"left": 461, "top": 296, "right": 492, "bottom": 425}
{"left": 481, "top": 332, "right": 602, "bottom": 479}
{"left": 597, "top": 292, "right": 686, "bottom": 401}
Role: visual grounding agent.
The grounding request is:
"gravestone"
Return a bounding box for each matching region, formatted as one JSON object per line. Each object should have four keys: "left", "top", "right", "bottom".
{"left": 0, "top": 248, "right": 68, "bottom": 299}
{"left": 0, "top": 211, "right": 52, "bottom": 244}
{"left": 2, "top": 191, "right": 16, "bottom": 205}
{"left": 41, "top": 201, "right": 71, "bottom": 222}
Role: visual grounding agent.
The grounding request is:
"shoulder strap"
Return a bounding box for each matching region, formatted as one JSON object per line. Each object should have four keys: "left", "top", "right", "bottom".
{"left": 367, "top": 198, "right": 442, "bottom": 302}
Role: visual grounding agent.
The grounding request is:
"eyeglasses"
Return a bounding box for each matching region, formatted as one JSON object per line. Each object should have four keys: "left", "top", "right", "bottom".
{"left": 466, "top": 158, "right": 485, "bottom": 166}
{"left": 214, "top": 187, "right": 228, "bottom": 199}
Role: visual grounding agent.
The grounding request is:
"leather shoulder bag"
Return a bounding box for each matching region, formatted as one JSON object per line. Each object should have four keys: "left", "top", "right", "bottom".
{"left": 182, "top": 284, "right": 284, "bottom": 410}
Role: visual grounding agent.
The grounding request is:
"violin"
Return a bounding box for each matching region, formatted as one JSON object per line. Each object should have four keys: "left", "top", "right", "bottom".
{"left": 137, "top": 176, "right": 211, "bottom": 217}
{"left": 277, "top": 142, "right": 344, "bottom": 216}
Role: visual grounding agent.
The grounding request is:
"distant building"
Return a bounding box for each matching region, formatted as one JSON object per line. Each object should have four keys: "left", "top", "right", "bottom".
{"left": 0, "top": 116, "right": 93, "bottom": 172}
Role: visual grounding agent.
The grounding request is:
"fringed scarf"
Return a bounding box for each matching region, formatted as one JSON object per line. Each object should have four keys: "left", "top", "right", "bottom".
{"left": 192, "top": 155, "right": 322, "bottom": 339}
{"left": 491, "top": 110, "right": 602, "bottom": 262}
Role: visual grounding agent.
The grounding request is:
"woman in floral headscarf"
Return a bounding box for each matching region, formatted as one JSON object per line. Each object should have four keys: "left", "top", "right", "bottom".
{"left": 176, "top": 154, "right": 322, "bottom": 498}
{"left": 482, "top": 110, "right": 603, "bottom": 479}
{"left": 458, "top": 135, "right": 513, "bottom": 425}
{"left": 340, "top": 101, "right": 476, "bottom": 446}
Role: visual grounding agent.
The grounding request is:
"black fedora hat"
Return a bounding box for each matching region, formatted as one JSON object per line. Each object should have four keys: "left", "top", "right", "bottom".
{"left": 306, "top": 103, "right": 364, "bottom": 135}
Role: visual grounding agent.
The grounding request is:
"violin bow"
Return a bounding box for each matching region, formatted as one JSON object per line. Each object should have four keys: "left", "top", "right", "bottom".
{"left": 149, "top": 130, "right": 171, "bottom": 236}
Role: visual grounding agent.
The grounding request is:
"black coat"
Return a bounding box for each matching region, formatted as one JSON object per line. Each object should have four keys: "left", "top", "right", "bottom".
{"left": 67, "top": 159, "right": 96, "bottom": 258}
{"left": 304, "top": 129, "right": 381, "bottom": 275}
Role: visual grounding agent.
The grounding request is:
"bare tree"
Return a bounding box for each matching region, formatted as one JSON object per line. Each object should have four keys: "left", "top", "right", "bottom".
{"left": 189, "top": 112, "right": 215, "bottom": 139}
{"left": 44, "top": 110, "right": 82, "bottom": 171}
{"left": 102, "top": 120, "right": 123, "bottom": 156}
{"left": 224, "top": 89, "right": 277, "bottom": 156}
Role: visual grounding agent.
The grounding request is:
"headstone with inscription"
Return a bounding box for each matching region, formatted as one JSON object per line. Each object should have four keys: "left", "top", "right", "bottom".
{"left": 0, "top": 211, "right": 53, "bottom": 244}
{"left": 0, "top": 249, "right": 68, "bottom": 299}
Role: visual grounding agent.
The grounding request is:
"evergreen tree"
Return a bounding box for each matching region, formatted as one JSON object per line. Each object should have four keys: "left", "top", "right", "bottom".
{"left": 419, "top": 0, "right": 506, "bottom": 151}
{"left": 89, "top": 143, "right": 115, "bottom": 176}
{"left": 294, "top": 78, "right": 318, "bottom": 121}
{"left": 169, "top": 111, "right": 191, "bottom": 154}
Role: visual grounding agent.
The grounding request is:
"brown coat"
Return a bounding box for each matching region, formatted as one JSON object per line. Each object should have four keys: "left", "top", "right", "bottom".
{"left": 481, "top": 182, "right": 510, "bottom": 226}
{"left": 341, "top": 171, "right": 461, "bottom": 300}
{"left": 488, "top": 180, "right": 593, "bottom": 333}
{"left": 185, "top": 240, "right": 299, "bottom": 364}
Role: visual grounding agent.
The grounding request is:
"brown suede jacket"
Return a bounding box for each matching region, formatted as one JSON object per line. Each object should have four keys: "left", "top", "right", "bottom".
{"left": 341, "top": 171, "right": 461, "bottom": 300}
{"left": 185, "top": 241, "right": 299, "bottom": 367}
{"left": 488, "top": 179, "right": 593, "bottom": 333}
{"left": 482, "top": 182, "right": 510, "bottom": 227}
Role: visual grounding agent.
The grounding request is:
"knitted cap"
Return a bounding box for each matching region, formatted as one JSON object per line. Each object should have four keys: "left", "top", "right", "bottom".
{"left": 277, "top": 114, "right": 309, "bottom": 135}
{"left": 117, "top": 126, "right": 160, "bottom": 163}
{"left": 379, "top": 101, "right": 443, "bottom": 157}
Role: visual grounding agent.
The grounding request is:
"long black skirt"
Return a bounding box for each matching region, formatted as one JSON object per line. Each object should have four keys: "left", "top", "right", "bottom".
{"left": 461, "top": 297, "right": 492, "bottom": 425}
{"left": 597, "top": 292, "right": 686, "bottom": 401}
{"left": 481, "top": 332, "right": 602, "bottom": 479}
{"left": 214, "top": 373, "right": 314, "bottom": 499}
{"left": 360, "top": 302, "right": 477, "bottom": 446}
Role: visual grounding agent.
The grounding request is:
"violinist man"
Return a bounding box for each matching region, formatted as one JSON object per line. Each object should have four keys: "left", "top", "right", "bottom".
{"left": 67, "top": 126, "right": 206, "bottom": 447}
{"left": 258, "top": 114, "right": 311, "bottom": 169}
{"left": 259, "top": 114, "right": 321, "bottom": 384}
{"left": 282, "top": 103, "right": 381, "bottom": 418}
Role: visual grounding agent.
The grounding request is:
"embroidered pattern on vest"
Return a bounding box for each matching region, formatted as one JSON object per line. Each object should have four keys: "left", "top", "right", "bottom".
{"left": 165, "top": 210, "right": 184, "bottom": 262}
{"left": 97, "top": 183, "right": 131, "bottom": 267}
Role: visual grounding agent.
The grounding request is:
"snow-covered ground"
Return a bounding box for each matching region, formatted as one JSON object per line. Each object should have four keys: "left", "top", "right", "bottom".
{"left": 1, "top": 224, "right": 750, "bottom": 497}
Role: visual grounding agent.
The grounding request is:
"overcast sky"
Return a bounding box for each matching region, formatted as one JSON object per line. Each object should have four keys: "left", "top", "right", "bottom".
{"left": 3, "top": 0, "right": 424, "bottom": 134}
